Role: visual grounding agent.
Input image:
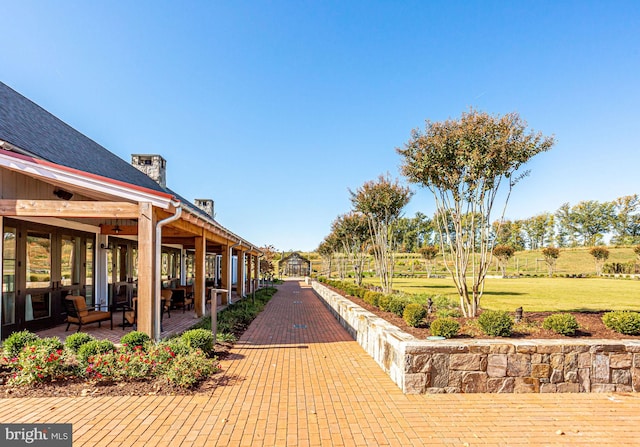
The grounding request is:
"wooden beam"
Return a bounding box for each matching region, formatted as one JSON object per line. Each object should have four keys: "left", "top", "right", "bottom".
{"left": 100, "top": 224, "right": 138, "bottom": 235}
{"left": 0, "top": 200, "right": 139, "bottom": 218}
{"left": 161, "top": 237, "right": 196, "bottom": 246}
{"left": 161, "top": 227, "right": 193, "bottom": 237}
{"left": 194, "top": 235, "right": 206, "bottom": 318}
{"left": 163, "top": 216, "right": 229, "bottom": 245}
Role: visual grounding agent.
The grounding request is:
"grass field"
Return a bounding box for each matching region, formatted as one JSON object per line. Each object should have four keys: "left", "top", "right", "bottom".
{"left": 363, "top": 276, "right": 640, "bottom": 312}
{"left": 306, "top": 246, "right": 639, "bottom": 278}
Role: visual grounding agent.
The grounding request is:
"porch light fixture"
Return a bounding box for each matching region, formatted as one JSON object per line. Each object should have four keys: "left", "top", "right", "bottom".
{"left": 53, "top": 188, "right": 73, "bottom": 200}
{"left": 113, "top": 224, "right": 122, "bottom": 234}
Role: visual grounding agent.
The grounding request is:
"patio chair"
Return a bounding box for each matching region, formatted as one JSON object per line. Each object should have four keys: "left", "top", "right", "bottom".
{"left": 160, "top": 289, "right": 172, "bottom": 319}
{"left": 64, "top": 296, "right": 113, "bottom": 332}
{"left": 123, "top": 298, "right": 137, "bottom": 330}
{"left": 111, "top": 285, "right": 129, "bottom": 313}
{"left": 175, "top": 285, "right": 194, "bottom": 311}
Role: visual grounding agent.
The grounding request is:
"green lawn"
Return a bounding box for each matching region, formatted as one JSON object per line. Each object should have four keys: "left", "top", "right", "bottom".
{"left": 365, "top": 276, "right": 640, "bottom": 312}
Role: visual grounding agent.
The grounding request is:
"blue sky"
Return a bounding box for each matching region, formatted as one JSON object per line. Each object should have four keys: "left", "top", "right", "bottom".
{"left": 2, "top": 1, "right": 639, "bottom": 251}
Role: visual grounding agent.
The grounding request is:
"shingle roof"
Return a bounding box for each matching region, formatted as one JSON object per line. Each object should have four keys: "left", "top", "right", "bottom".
{"left": 0, "top": 81, "right": 257, "bottom": 249}
{"left": 0, "top": 81, "right": 165, "bottom": 193}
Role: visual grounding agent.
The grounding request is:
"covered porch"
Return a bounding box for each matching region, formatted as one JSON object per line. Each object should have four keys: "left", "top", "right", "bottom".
{"left": 0, "top": 150, "right": 262, "bottom": 342}
{"left": 35, "top": 300, "right": 232, "bottom": 345}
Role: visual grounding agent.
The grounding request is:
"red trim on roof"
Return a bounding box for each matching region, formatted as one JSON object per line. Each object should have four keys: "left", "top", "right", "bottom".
{"left": 0, "top": 148, "right": 177, "bottom": 201}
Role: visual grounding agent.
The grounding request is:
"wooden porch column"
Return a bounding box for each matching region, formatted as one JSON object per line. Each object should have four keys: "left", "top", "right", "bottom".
{"left": 254, "top": 254, "right": 260, "bottom": 290}
{"left": 137, "top": 202, "right": 156, "bottom": 337}
{"left": 227, "top": 246, "right": 236, "bottom": 304}
{"left": 237, "top": 249, "right": 246, "bottom": 297}
{"left": 220, "top": 243, "right": 230, "bottom": 305}
{"left": 194, "top": 235, "right": 206, "bottom": 317}
{"left": 246, "top": 254, "right": 253, "bottom": 295}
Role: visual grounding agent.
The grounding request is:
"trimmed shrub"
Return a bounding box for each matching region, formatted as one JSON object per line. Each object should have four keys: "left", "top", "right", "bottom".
{"left": 181, "top": 329, "right": 215, "bottom": 355}
{"left": 387, "top": 297, "right": 409, "bottom": 317}
{"left": 3, "top": 330, "right": 39, "bottom": 359}
{"left": 163, "top": 338, "right": 194, "bottom": 356}
{"left": 354, "top": 287, "right": 368, "bottom": 299}
{"left": 429, "top": 317, "right": 460, "bottom": 338}
{"left": 602, "top": 311, "right": 640, "bottom": 335}
{"left": 163, "top": 350, "right": 220, "bottom": 388}
{"left": 542, "top": 313, "right": 579, "bottom": 336}
{"left": 377, "top": 294, "right": 392, "bottom": 312}
{"left": 77, "top": 340, "right": 116, "bottom": 364}
{"left": 64, "top": 333, "right": 96, "bottom": 354}
{"left": 363, "top": 291, "right": 383, "bottom": 307}
{"left": 478, "top": 310, "right": 514, "bottom": 337}
{"left": 120, "top": 331, "right": 151, "bottom": 351}
{"left": 403, "top": 303, "right": 427, "bottom": 327}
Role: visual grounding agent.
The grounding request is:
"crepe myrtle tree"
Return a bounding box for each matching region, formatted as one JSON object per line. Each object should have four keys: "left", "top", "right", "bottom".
{"left": 418, "top": 245, "right": 439, "bottom": 278}
{"left": 493, "top": 244, "right": 515, "bottom": 277}
{"left": 350, "top": 175, "right": 413, "bottom": 294}
{"left": 398, "top": 109, "right": 554, "bottom": 317}
{"left": 590, "top": 246, "right": 610, "bottom": 276}
{"left": 331, "top": 212, "right": 370, "bottom": 285}
{"left": 541, "top": 246, "right": 560, "bottom": 278}
{"left": 317, "top": 234, "right": 339, "bottom": 278}
{"left": 259, "top": 244, "right": 277, "bottom": 279}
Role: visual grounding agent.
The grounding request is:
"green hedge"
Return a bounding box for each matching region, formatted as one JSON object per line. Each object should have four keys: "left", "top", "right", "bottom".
{"left": 478, "top": 310, "right": 514, "bottom": 337}
{"left": 403, "top": 304, "right": 427, "bottom": 327}
{"left": 542, "top": 313, "right": 579, "bottom": 336}
{"left": 429, "top": 317, "right": 460, "bottom": 338}
{"left": 602, "top": 311, "right": 640, "bottom": 335}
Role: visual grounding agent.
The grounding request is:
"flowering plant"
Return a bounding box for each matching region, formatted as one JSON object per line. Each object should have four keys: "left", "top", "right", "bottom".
{"left": 8, "top": 343, "right": 69, "bottom": 385}
{"left": 162, "top": 349, "right": 219, "bottom": 388}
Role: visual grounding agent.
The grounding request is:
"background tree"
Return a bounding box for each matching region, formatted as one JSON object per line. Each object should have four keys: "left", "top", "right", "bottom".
{"left": 331, "top": 212, "right": 370, "bottom": 285}
{"left": 317, "top": 234, "right": 339, "bottom": 278}
{"left": 259, "top": 244, "right": 277, "bottom": 279}
{"left": 521, "top": 213, "right": 555, "bottom": 250}
{"left": 398, "top": 109, "right": 554, "bottom": 317}
{"left": 611, "top": 194, "right": 640, "bottom": 245}
{"left": 635, "top": 245, "right": 640, "bottom": 262}
{"left": 493, "top": 244, "right": 515, "bottom": 277}
{"left": 393, "top": 212, "right": 434, "bottom": 253}
{"left": 492, "top": 219, "right": 525, "bottom": 251}
{"left": 590, "top": 246, "right": 610, "bottom": 276}
{"left": 541, "top": 246, "right": 560, "bottom": 277}
{"left": 418, "top": 245, "right": 439, "bottom": 277}
{"left": 350, "top": 175, "right": 413, "bottom": 293}
{"left": 556, "top": 201, "right": 615, "bottom": 247}
{"left": 554, "top": 203, "right": 579, "bottom": 247}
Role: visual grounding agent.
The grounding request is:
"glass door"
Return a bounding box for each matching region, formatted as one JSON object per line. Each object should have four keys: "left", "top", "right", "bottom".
{"left": 58, "top": 235, "right": 84, "bottom": 305}
{"left": 2, "top": 227, "right": 17, "bottom": 334}
{"left": 24, "top": 230, "right": 53, "bottom": 330}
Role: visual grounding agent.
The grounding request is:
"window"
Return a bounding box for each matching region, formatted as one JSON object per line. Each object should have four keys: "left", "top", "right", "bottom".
{"left": 2, "top": 227, "right": 16, "bottom": 325}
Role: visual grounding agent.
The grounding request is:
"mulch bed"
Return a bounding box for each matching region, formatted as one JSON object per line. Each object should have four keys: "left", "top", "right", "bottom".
{"left": 0, "top": 342, "right": 238, "bottom": 399}
{"left": 324, "top": 284, "right": 640, "bottom": 341}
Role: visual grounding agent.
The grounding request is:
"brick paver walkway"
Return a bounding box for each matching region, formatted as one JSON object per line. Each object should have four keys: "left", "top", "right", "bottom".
{"left": 2, "top": 279, "right": 640, "bottom": 446}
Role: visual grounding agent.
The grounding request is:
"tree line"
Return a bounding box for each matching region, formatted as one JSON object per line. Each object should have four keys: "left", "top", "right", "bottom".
{"left": 390, "top": 194, "right": 640, "bottom": 253}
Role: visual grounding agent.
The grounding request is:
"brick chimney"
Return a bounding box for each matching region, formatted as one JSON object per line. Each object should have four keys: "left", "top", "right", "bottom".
{"left": 131, "top": 154, "right": 167, "bottom": 188}
{"left": 194, "top": 199, "right": 215, "bottom": 218}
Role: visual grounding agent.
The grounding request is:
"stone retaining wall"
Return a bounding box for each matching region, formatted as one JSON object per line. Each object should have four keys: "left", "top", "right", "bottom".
{"left": 311, "top": 280, "right": 412, "bottom": 390}
{"left": 312, "top": 281, "right": 640, "bottom": 394}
